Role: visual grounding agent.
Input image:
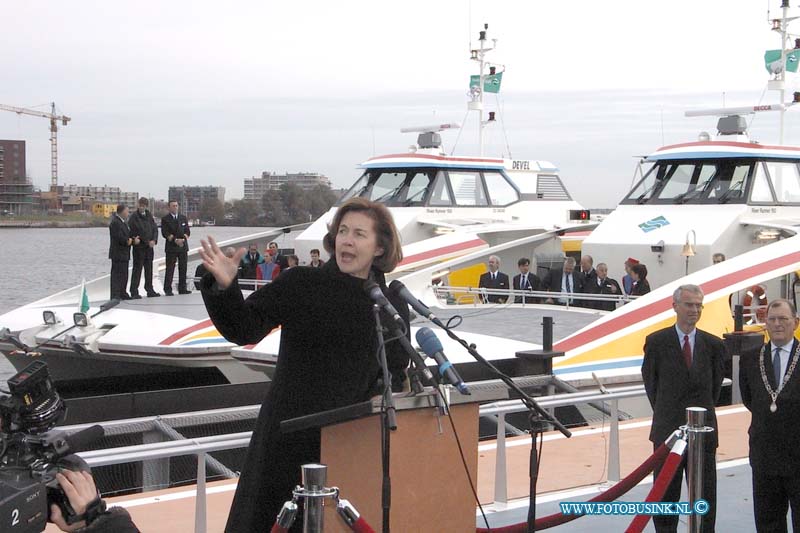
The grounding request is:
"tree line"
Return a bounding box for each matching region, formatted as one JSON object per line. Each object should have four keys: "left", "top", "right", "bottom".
{"left": 200, "top": 183, "right": 340, "bottom": 226}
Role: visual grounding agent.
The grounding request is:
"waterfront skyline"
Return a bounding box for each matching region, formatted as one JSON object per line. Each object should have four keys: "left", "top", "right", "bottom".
{"left": 2, "top": 0, "right": 798, "bottom": 208}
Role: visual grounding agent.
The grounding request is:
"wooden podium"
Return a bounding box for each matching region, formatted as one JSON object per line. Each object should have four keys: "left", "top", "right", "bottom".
{"left": 281, "top": 386, "right": 506, "bottom": 532}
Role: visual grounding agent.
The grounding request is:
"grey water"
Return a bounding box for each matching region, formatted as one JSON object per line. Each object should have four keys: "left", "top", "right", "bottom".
{"left": 0, "top": 225, "right": 278, "bottom": 381}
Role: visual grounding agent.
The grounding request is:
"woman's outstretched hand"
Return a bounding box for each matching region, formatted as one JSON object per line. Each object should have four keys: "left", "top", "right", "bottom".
{"left": 199, "top": 235, "right": 246, "bottom": 289}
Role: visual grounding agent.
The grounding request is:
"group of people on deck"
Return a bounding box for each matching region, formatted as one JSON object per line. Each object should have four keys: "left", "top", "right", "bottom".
{"left": 107, "top": 198, "right": 191, "bottom": 300}
{"left": 237, "top": 242, "right": 322, "bottom": 290}
{"left": 477, "top": 254, "right": 651, "bottom": 308}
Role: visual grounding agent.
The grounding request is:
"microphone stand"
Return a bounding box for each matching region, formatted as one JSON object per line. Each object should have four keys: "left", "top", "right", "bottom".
{"left": 437, "top": 323, "right": 571, "bottom": 533}
{"left": 372, "top": 305, "right": 396, "bottom": 533}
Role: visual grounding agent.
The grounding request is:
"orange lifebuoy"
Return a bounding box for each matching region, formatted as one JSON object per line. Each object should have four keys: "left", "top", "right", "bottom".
{"left": 743, "top": 284, "right": 768, "bottom": 323}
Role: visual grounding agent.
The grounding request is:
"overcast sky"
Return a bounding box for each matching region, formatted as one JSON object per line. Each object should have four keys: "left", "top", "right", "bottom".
{"left": 2, "top": 0, "right": 800, "bottom": 208}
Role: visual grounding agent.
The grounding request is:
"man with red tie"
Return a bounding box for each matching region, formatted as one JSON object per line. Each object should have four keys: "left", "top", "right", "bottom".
{"left": 641, "top": 284, "right": 725, "bottom": 532}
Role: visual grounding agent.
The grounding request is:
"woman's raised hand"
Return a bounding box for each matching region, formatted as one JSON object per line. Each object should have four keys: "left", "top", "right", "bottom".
{"left": 199, "top": 236, "right": 246, "bottom": 289}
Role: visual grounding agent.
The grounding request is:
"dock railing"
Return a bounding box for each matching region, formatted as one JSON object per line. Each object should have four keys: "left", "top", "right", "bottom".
{"left": 62, "top": 382, "right": 670, "bottom": 532}
{"left": 432, "top": 285, "right": 636, "bottom": 308}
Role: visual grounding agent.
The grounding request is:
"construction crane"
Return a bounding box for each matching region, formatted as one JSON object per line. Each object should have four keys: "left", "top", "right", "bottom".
{"left": 0, "top": 102, "right": 71, "bottom": 188}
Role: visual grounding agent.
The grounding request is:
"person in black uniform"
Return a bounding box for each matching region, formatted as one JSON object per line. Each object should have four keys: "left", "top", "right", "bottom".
{"left": 108, "top": 204, "right": 132, "bottom": 301}
{"left": 642, "top": 284, "right": 725, "bottom": 533}
{"left": 630, "top": 263, "right": 651, "bottom": 296}
{"left": 593, "top": 262, "right": 622, "bottom": 311}
{"left": 199, "top": 197, "right": 410, "bottom": 533}
{"left": 740, "top": 299, "right": 800, "bottom": 532}
{"left": 478, "top": 255, "right": 510, "bottom": 303}
{"left": 512, "top": 257, "right": 540, "bottom": 304}
{"left": 127, "top": 197, "right": 160, "bottom": 298}
{"left": 268, "top": 241, "right": 290, "bottom": 270}
{"left": 161, "top": 200, "right": 191, "bottom": 295}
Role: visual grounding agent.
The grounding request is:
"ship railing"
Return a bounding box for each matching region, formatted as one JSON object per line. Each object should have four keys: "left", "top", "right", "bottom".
{"left": 59, "top": 382, "right": 683, "bottom": 530}
{"left": 432, "top": 285, "right": 636, "bottom": 309}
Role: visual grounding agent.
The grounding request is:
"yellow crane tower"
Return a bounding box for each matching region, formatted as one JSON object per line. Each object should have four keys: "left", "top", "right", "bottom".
{"left": 0, "top": 102, "right": 71, "bottom": 188}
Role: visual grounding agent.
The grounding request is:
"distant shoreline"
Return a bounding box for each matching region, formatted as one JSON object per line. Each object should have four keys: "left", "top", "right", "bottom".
{"left": 0, "top": 220, "right": 106, "bottom": 228}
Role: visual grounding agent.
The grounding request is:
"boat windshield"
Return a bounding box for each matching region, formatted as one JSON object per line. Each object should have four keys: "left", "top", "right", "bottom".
{"left": 338, "top": 167, "right": 521, "bottom": 207}
{"left": 338, "top": 170, "right": 438, "bottom": 206}
{"left": 622, "top": 160, "right": 754, "bottom": 205}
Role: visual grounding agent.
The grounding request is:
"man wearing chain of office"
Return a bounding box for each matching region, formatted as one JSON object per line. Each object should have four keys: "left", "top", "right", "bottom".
{"left": 740, "top": 298, "right": 800, "bottom": 532}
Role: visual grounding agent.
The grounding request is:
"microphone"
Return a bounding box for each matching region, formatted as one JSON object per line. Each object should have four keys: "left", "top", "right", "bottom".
{"left": 389, "top": 280, "right": 446, "bottom": 329}
{"left": 415, "top": 327, "right": 470, "bottom": 395}
{"left": 64, "top": 425, "right": 105, "bottom": 453}
{"left": 364, "top": 280, "right": 405, "bottom": 331}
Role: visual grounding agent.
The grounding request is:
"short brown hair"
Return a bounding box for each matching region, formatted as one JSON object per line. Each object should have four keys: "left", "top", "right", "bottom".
{"left": 323, "top": 197, "right": 403, "bottom": 273}
{"left": 768, "top": 298, "right": 797, "bottom": 317}
{"left": 631, "top": 263, "right": 648, "bottom": 279}
{"left": 138, "top": 197, "right": 149, "bottom": 207}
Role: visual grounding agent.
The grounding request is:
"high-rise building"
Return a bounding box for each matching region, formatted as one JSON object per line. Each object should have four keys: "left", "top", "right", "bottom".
{"left": 244, "top": 171, "right": 332, "bottom": 200}
{"left": 168, "top": 186, "right": 225, "bottom": 219}
{"left": 0, "top": 140, "right": 34, "bottom": 215}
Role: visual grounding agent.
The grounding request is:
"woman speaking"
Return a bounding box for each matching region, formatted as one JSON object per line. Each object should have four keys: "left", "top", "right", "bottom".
{"left": 199, "top": 197, "right": 410, "bottom": 532}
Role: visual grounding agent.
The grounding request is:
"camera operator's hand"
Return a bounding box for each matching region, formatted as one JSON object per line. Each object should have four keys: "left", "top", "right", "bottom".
{"left": 50, "top": 470, "right": 98, "bottom": 531}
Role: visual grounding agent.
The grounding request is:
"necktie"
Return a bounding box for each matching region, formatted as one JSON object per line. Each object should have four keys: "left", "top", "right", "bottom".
{"left": 565, "top": 275, "right": 571, "bottom": 293}
{"left": 682, "top": 335, "right": 692, "bottom": 368}
{"left": 774, "top": 347, "right": 783, "bottom": 386}
{"left": 492, "top": 273, "right": 496, "bottom": 282}
{"left": 522, "top": 275, "right": 528, "bottom": 289}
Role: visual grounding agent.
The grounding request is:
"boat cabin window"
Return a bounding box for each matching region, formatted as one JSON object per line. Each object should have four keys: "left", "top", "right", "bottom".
{"left": 750, "top": 164, "right": 776, "bottom": 203}
{"left": 765, "top": 161, "right": 800, "bottom": 203}
{"left": 483, "top": 171, "right": 520, "bottom": 206}
{"left": 338, "top": 167, "right": 518, "bottom": 207}
{"left": 428, "top": 172, "right": 453, "bottom": 206}
{"left": 338, "top": 169, "right": 439, "bottom": 206}
{"left": 623, "top": 160, "right": 753, "bottom": 204}
{"left": 448, "top": 171, "right": 489, "bottom": 206}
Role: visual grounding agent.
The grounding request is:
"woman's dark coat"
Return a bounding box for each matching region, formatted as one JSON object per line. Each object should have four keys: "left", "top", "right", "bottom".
{"left": 201, "top": 261, "right": 409, "bottom": 532}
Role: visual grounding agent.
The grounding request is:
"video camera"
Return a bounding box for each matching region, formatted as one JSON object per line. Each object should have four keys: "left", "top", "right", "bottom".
{"left": 0, "top": 361, "right": 104, "bottom": 533}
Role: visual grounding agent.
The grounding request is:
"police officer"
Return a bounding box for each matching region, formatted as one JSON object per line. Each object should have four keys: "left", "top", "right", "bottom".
{"left": 108, "top": 204, "right": 132, "bottom": 300}
{"left": 128, "top": 197, "right": 159, "bottom": 298}
{"left": 161, "top": 200, "right": 191, "bottom": 295}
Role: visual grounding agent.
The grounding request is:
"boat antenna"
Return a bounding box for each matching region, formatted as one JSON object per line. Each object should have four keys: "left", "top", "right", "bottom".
{"left": 468, "top": 23, "right": 497, "bottom": 156}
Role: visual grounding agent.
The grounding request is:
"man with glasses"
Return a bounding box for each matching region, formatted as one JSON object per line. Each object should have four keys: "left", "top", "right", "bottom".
{"left": 642, "top": 284, "right": 725, "bottom": 532}
{"left": 740, "top": 299, "right": 800, "bottom": 532}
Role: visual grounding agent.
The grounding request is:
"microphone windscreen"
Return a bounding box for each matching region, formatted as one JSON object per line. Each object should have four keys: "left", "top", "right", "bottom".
{"left": 65, "top": 425, "right": 105, "bottom": 453}
{"left": 415, "top": 327, "right": 442, "bottom": 357}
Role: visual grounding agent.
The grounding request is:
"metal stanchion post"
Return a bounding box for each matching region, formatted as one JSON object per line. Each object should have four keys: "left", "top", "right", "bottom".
{"left": 684, "top": 407, "right": 713, "bottom": 533}
{"left": 302, "top": 464, "right": 327, "bottom": 533}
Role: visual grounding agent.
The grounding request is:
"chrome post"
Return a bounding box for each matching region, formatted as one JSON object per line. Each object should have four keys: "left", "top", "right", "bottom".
{"left": 302, "top": 464, "right": 327, "bottom": 533}
{"left": 731, "top": 354, "right": 742, "bottom": 404}
{"left": 194, "top": 451, "right": 207, "bottom": 533}
{"left": 607, "top": 399, "right": 620, "bottom": 483}
{"left": 494, "top": 413, "right": 508, "bottom": 504}
{"left": 685, "top": 407, "right": 711, "bottom": 533}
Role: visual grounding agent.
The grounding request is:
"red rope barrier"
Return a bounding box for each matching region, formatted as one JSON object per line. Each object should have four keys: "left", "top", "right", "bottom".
{"left": 270, "top": 524, "right": 289, "bottom": 533}
{"left": 476, "top": 441, "right": 671, "bottom": 532}
{"left": 351, "top": 516, "right": 376, "bottom": 533}
{"left": 625, "top": 439, "right": 687, "bottom": 533}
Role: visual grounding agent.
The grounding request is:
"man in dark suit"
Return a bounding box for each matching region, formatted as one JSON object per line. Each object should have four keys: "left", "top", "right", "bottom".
{"left": 577, "top": 255, "right": 598, "bottom": 308}
{"left": 161, "top": 200, "right": 191, "bottom": 295}
{"left": 740, "top": 299, "right": 800, "bottom": 532}
{"left": 268, "top": 241, "right": 289, "bottom": 271}
{"left": 478, "top": 255, "right": 510, "bottom": 303}
{"left": 592, "top": 262, "right": 622, "bottom": 311}
{"left": 542, "top": 257, "right": 583, "bottom": 305}
{"left": 642, "top": 284, "right": 725, "bottom": 533}
{"left": 127, "top": 197, "right": 160, "bottom": 298}
{"left": 512, "top": 258, "right": 540, "bottom": 304}
{"left": 108, "top": 204, "right": 132, "bottom": 301}
{"left": 239, "top": 243, "right": 263, "bottom": 290}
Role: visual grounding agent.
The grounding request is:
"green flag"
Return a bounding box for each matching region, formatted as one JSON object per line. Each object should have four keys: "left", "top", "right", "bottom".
{"left": 79, "top": 278, "right": 90, "bottom": 313}
{"left": 764, "top": 49, "right": 800, "bottom": 74}
{"left": 469, "top": 72, "right": 503, "bottom": 93}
